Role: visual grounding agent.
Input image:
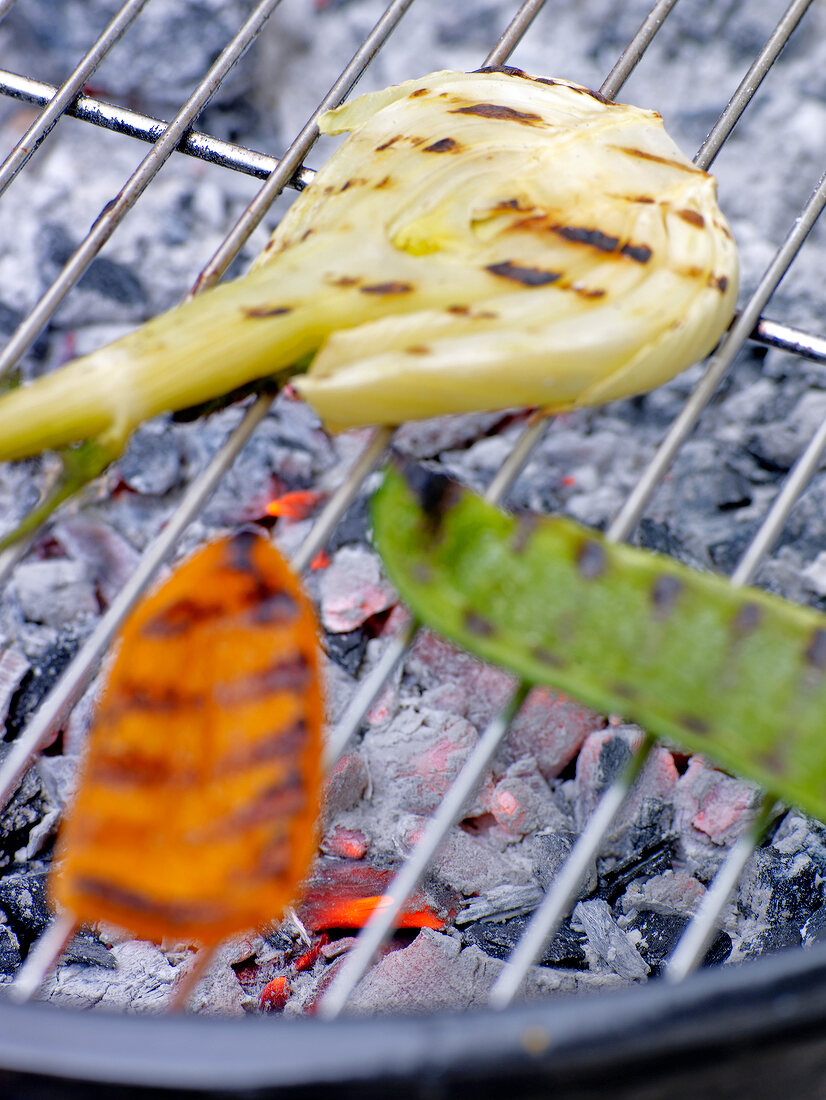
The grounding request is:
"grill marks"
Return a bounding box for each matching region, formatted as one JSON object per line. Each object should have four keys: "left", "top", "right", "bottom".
{"left": 51, "top": 532, "right": 323, "bottom": 945}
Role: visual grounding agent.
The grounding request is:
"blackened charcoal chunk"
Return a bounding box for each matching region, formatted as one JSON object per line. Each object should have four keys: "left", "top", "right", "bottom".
{"left": 736, "top": 923, "right": 801, "bottom": 961}
{"left": 0, "top": 919, "right": 21, "bottom": 974}
{"left": 0, "top": 302, "right": 49, "bottom": 360}
{"left": 328, "top": 495, "right": 371, "bottom": 553}
{"left": 802, "top": 907, "right": 826, "bottom": 948}
{"left": 37, "top": 224, "right": 146, "bottom": 307}
{"left": 630, "top": 911, "right": 730, "bottom": 975}
{"left": 0, "top": 870, "right": 51, "bottom": 948}
{"left": 64, "top": 929, "right": 117, "bottom": 970}
{"left": 0, "top": 747, "right": 46, "bottom": 868}
{"left": 120, "top": 425, "right": 183, "bottom": 496}
{"left": 626, "top": 797, "right": 672, "bottom": 853}
{"left": 534, "top": 829, "right": 597, "bottom": 896}
{"left": 324, "top": 629, "right": 369, "bottom": 677}
{"left": 737, "top": 848, "right": 823, "bottom": 927}
{"left": 4, "top": 635, "right": 80, "bottom": 741}
{"left": 464, "top": 915, "right": 587, "bottom": 970}
{"left": 597, "top": 835, "right": 677, "bottom": 906}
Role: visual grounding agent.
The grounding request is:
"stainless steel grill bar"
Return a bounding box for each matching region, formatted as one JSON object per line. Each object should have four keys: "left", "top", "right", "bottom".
{"left": 0, "top": 69, "right": 314, "bottom": 189}
{"left": 0, "top": 0, "right": 150, "bottom": 197}
{"left": 0, "top": 0, "right": 283, "bottom": 381}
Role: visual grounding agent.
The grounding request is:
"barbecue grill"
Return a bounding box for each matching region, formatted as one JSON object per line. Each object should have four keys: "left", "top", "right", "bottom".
{"left": 1, "top": 0, "right": 826, "bottom": 1094}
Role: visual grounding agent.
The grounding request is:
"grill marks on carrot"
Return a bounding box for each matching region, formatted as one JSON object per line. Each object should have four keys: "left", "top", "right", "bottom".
{"left": 51, "top": 532, "right": 323, "bottom": 945}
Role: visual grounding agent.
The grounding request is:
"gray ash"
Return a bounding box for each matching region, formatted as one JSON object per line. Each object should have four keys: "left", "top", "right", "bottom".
{"left": 0, "top": 0, "right": 825, "bottom": 1019}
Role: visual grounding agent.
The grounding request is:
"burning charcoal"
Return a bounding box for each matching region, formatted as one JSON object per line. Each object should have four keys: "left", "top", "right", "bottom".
{"left": 617, "top": 869, "right": 706, "bottom": 919}
{"left": 464, "top": 915, "right": 588, "bottom": 970}
{"left": 11, "top": 559, "right": 98, "bottom": 628}
{"left": 0, "top": 647, "right": 30, "bottom": 737}
{"left": 673, "top": 756, "right": 763, "bottom": 879}
{"left": 36, "top": 223, "right": 146, "bottom": 316}
{"left": 324, "top": 628, "right": 369, "bottom": 676}
{"left": 319, "top": 546, "right": 397, "bottom": 633}
{"left": 406, "top": 631, "right": 514, "bottom": 731}
{"left": 4, "top": 635, "right": 80, "bottom": 741}
{"left": 534, "top": 829, "right": 597, "bottom": 896}
{"left": 0, "top": 752, "right": 47, "bottom": 869}
{"left": 297, "top": 856, "right": 453, "bottom": 933}
{"left": 259, "top": 975, "right": 290, "bottom": 1013}
{"left": 118, "top": 424, "right": 184, "bottom": 497}
{"left": 363, "top": 707, "right": 478, "bottom": 816}
{"left": 456, "top": 884, "right": 544, "bottom": 925}
{"left": 597, "top": 836, "right": 677, "bottom": 906}
{"left": 505, "top": 687, "right": 602, "bottom": 779}
{"left": 418, "top": 681, "right": 468, "bottom": 717}
{"left": 322, "top": 753, "right": 369, "bottom": 819}
{"left": 484, "top": 757, "right": 568, "bottom": 838}
{"left": 0, "top": 916, "right": 21, "bottom": 975}
{"left": 628, "top": 911, "right": 731, "bottom": 974}
{"left": 320, "top": 827, "right": 369, "bottom": 861}
{"left": 572, "top": 898, "right": 649, "bottom": 981}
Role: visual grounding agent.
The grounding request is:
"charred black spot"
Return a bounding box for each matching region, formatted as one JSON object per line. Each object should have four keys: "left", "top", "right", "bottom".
{"left": 577, "top": 539, "right": 607, "bottom": 580}
{"left": 141, "top": 597, "right": 226, "bottom": 638}
{"left": 613, "top": 145, "right": 701, "bottom": 173}
{"left": 806, "top": 629, "right": 826, "bottom": 671}
{"left": 447, "top": 304, "right": 471, "bottom": 314}
{"left": 732, "top": 602, "right": 763, "bottom": 637}
{"left": 216, "top": 655, "right": 312, "bottom": 705}
{"left": 465, "top": 610, "right": 495, "bottom": 637}
{"left": 573, "top": 285, "right": 606, "bottom": 299}
{"left": 532, "top": 644, "right": 566, "bottom": 669}
{"left": 360, "top": 281, "right": 413, "bottom": 295}
{"left": 651, "top": 574, "right": 683, "bottom": 618}
{"left": 406, "top": 345, "right": 430, "bottom": 355}
{"left": 74, "top": 878, "right": 227, "bottom": 926}
{"left": 709, "top": 274, "right": 729, "bottom": 293}
{"left": 227, "top": 528, "right": 259, "bottom": 571}
{"left": 227, "top": 770, "right": 307, "bottom": 830}
{"left": 226, "top": 719, "right": 309, "bottom": 771}
{"left": 556, "top": 225, "right": 620, "bottom": 252}
{"left": 398, "top": 461, "right": 460, "bottom": 532}
{"left": 90, "top": 750, "right": 182, "bottom": 787}
{"left": 677, "top": 209, "right": 706, "bottom": 228}
{"left": 486, "top": 261, "right": 561, "bottom": 286}
{"left": 375, "top": 136, "right": 401, "bottom": 152}
{"left": 451, "top": 103, "right": 542, "bottom": 124}
{"left": 243, "top": 305, "right": 292, "bottom": 318}
{"left": 493, "top": 198, "right": 533, "bottom": 211}
{"left": 375, "top": 176, "right": 393, "bottom": 189}
{"left": 410, "top": 87, "right": 429, "bottom": 97}
{"left": 424, "top": 137, "right": 460, "bottom": 153}
{"left": 111, "top": 683, "right": 206, "bottom": 714}
{"left": 327, "top": 274, "right": 361, "bottom": 288}
{"left": 681, "top": 714, "right": 711, "bottom": 736}
{"left": 571, "top": 85, "right": 611, "bottom": 104}
{"left": 474, "top": 64, "right": 527, "bottom": 77}
{"left": 628, "top": 195, "right": 655, "bottom": 204}
{"left": 621, "top": 243, "right": 652, "bottom": 263}
{"left": 250, "top": 590, "right": 299, "bottom": 626}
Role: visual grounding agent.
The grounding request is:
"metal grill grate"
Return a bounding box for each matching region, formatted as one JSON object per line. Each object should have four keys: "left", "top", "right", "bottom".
{"left": 1, "top": 0, "right": 826, "bottom": 1082}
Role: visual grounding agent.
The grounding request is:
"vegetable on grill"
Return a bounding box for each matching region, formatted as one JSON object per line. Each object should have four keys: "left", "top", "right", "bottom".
{"left": 50, "top": 530, "right": 323, "bottom": 946}
{"left": 372, "top": 464, "right": 826, "bottom": 823}
{"left": 0, "top": 67, "right": 736, "bottom": 535}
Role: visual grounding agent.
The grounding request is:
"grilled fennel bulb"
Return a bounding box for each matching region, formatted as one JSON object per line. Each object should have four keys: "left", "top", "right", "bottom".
{"left": 0, "top": 67, "right": 736, "bottom": 462}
